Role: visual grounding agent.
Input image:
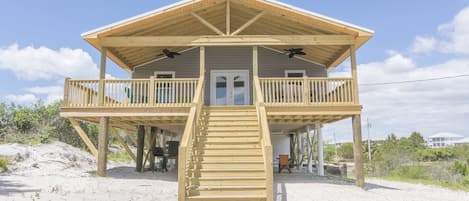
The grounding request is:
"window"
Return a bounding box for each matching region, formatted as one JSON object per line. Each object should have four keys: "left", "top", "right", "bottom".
{"left": 154, "top": 71, "right": 175, "bottom": 79}
{"left": 285, "top": 70, "right": 306, "bottom": 78}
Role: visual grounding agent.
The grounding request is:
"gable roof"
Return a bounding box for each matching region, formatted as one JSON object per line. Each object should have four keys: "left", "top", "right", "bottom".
{"left": 82, "top": 0, "right": 374, "bottom": 72}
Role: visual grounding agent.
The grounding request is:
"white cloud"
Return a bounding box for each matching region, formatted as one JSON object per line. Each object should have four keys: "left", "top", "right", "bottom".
{"left": 26, "top": 86, "right": 63, "bottom": 104}
{"left": 6, "top": 94, "right": 38, "bottom": 105}
{"left": 326, "top": 55, "right": 469, "bottom": 140}
{"left": 438, "top": 6, "right": 469, "bottom": 54}
{"left": 0, "top": 44, "right": 100, "bottom": 81}
{"left": 410, "top": 36, "right": 437, "bottom": 54}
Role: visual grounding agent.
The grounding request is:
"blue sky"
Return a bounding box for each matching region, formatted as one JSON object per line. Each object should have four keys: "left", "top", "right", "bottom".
{"left": 1, "top": 0, "right": 469, "bottom": 140}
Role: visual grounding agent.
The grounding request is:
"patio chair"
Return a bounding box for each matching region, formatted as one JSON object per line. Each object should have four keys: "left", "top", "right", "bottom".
{"left": 166, "top": 141, "right": 180, "bottom": 168}
{"left": 152, "top": 147, "right": 167, "bottom": 172}
{"left": 278, "top": 154, "right": 291, "bottom": 173}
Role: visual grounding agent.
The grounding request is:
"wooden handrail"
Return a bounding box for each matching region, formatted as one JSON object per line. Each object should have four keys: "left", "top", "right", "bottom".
{"left": 63, "top": 78, "right": 199, "bottom": 108}
{"left": 253, "top": 76, "right": 273, "bottom": 201}
{"left": 258, "top": 77, "right": 356, "bottom": 105}
{"left": 178, "top": 76, "right": 205, "bottom": 201}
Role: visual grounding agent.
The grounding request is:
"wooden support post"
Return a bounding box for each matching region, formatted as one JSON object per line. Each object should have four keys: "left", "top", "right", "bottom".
{"left": 352, "top": 115, "right": 365, "bottom": 188}
{"left": 316, "top": 123, "right": 324, "bottom": 176}
{"left": 350, "top": 45, "right": 360, "bottom": 104}
{"left": 98, "top": 48, "right": 107, "bottom": 106}
{"left": 149, "top": 127, "right": 158, "bottom": 170}
{"left": 296, "top": 130, "right": 302, "bottom": 170}
{"left": 69, "top": 118, "right": 98, "bottom": 158}
{"left": 142, "top": 129, "right": 157, "bottom": 172}
{"left": 63, "top": 77, "right": 71, "bottom": 107}
{"left": 97, "top": 117, "right": 109, "bottom": 177}
{"left": 306, "top": 125, "right": 313, "bottom": 174}
{"left": 111, "top": 128, "right": 136, "bottom": 162}
{"left": 136, "top": 125, "right": 145, "bottom": 172}
{"left": 253, "top": 46, "right": 258, "bottom": 102}
{"left": 200, "top": 47, "right": 205, "bottom": 77}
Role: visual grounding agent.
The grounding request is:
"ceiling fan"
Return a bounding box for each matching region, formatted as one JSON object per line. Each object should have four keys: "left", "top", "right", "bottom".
{"left": 158, "top": 49, "right": 181, "bottom": 59}
{"left": 284, "top": 48, "right": 306, "bottom": 58}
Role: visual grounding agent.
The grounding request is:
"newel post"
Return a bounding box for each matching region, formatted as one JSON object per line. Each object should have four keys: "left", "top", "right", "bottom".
{"left": 253, "top": 46, "right": 259, "bottom": 102}
{"left": 149, "top": 76, "right": 156, "bottom": 106}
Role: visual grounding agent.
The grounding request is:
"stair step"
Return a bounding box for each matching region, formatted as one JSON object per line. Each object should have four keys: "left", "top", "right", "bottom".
{"left": 197, "top": 149, "right": 262, "bottom": 154}
{"left": 194, "top": 163, "right": 264, "bottom": 169}
{"left": 201, "top": 139, "right": 259, "bottom": 144}
{"left": 201, "top": 133, "right": 259, "bottom": 137}
{"left": 207, "top": 127, "right": 259, "bottom": 132}
{"left": 195, "top": 185, "right": 265, "bottom": 190}
{"left": 199, "top": 169, "right": 265, "bottom": 172}
{"left": 199, "top": 161, "right": 263, "bottom": 164}
{"left": 207, "top": 121, "right": 258, "bottom": 126}
{"left": 208, "top": 116, "right": 258, "bottom": 121}
{"left": 192, "top": 177, "right": 266, "bottom": 186}
{"left": 198, "top": 136, "right": 260, "bottom": 142}
{"left": 196, "top": 144, "right": 261, "bottom": 149}
{"left": 187, "top": 195, "right": 266, "bottom": 201}
{"left": 208, "top": 112, "right": 257, "bottom": 117}
{"left": 197, "top": 147, "right": 261, "bottom": 150}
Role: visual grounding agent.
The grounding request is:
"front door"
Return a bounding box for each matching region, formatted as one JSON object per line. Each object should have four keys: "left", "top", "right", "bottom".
{"left": 210, "top": 70, "right": 250, "bottom": 105}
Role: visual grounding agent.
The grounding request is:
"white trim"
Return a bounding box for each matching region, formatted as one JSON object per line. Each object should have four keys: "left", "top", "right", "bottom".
{"left": 285, "top": 70, "right": 306, "bottom": 77}
{"left": 154, "top": 71, "right": 175, "bottom": 78}
{"left": 210, "top": 70, "right": 250, "bottom": 106}
{"left": 262, "top": 0, "right": 374, "bottom": 34}
{"left": 81, "top": 0, "right": 373, "bottom": 38}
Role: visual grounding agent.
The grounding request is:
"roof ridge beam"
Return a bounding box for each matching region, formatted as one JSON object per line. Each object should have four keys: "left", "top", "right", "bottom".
{"left": 191, "top": 12, "right": 225, "bottom": 36}
{"left": 231, "top": 10, "right": 266, "bottom": 36}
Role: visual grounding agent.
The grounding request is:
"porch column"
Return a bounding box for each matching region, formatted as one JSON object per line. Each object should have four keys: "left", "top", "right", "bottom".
{"left": 136, "top": 125, "right": 145, "bottom": 172}
{"left": 350, "top": 45, "right": 360, "bottom": 104}
{"left": 97, "top": 117, "right": 109, "bottom": 177}
{"left": 350, "top": 44, "right": 365, "bottom": 187}
{"left": 316, "top": 123, "right": 324, "bottom": 176}
{"left": 253, "top": 46, "right": 258, "bottom": 102}
{"left": 98, "top": 48, "right": 107, "bottom": 106}
{"left": 296, "top": 130, "right": 303, "bottom": 170}
{"left": 200, "top": 46, "right": 205, "bottom": 77}
{"left": 352, "top": 115, "right": 365, "bottom": 188}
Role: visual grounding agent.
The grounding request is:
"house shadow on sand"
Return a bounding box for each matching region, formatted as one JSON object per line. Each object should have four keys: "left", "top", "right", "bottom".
{"left": 274, "top": 173, "right": 399, "bottom": 201}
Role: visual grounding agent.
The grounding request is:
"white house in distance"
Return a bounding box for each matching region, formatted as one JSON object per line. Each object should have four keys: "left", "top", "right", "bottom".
{"left": 426, "top": 132, "right": 465, "bottom": 148}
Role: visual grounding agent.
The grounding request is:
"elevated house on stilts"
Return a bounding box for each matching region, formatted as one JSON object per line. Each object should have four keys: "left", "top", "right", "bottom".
{"left": 60, "top": 0, "right": 373, "bottom": 200}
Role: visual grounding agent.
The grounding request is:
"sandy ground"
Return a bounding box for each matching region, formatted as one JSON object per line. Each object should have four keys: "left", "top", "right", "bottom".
{"left": 1, "top": 142, "right": 469, "bottom": 201}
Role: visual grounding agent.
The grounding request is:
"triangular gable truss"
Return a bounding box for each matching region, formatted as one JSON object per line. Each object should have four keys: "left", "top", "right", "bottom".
{"left": 82, "top": 0, "right": 374, "bottom": 72}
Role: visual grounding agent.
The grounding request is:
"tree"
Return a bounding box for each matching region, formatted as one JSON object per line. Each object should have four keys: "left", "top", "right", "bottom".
{"left": 409, "top": 132, "right": 425, "bottom": 149}
{"left": 14, "top": 107, "right": 39, "bottom": 133}
{"left": 337, "top": 143, "right": 354, "bottom": 160}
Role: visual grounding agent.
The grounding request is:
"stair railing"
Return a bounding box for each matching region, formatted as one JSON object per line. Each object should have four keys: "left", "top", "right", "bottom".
{"left": 253, "top": 76, "right": 274, "bottom": 201}
{"left": 178, "top": 76, "right": 205, "bottom": 201}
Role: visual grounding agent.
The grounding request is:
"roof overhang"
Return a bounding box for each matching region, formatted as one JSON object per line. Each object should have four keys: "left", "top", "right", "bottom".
{"left": 82, "top": 0, "right": 374, "bottom": 72}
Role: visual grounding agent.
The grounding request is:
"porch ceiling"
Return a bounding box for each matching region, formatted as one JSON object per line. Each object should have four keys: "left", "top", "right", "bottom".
{"left": 82, "top": 0, "right": 373, "bottom": 72}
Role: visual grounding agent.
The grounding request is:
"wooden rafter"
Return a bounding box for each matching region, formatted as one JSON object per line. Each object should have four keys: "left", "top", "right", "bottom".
{"left": 231, "top": 11, "right": 266, "bottom": 36}
{"left": 100, "top": 35, "right": 355, "bottom": 47}
{"left": 191, "top": 12, "right": 225, "bottom": 35}
{"left": 226, "top": 0, "right": 230, "bottom": 35}
{"left": 69, "top": 118, "right": 98, "bottom": 158}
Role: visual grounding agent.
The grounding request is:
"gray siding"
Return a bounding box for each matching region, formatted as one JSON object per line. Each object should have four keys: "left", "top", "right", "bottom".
{"left": 258, "top": 47, "right": 327, "bottom": 77}
{"left": 131, "top": 46, "right": 326, "bottom": 105}
{"left": 132, "top": 48, "right": 200, "bottom": 78}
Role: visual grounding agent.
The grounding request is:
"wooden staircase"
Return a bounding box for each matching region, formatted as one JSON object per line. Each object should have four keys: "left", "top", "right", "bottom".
{"left": 186, "top": 106, "right": 268, "bottom": 201}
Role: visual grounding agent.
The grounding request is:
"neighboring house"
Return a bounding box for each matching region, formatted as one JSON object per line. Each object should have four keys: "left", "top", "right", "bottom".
{"left": 454, "top": 137, "right": 469, "bottom": 146}
{"left": 426, "top": 132, "right": 465, "bottom": 148}
{"left": 59, "top": 0, "right": 373, "bottom": 200}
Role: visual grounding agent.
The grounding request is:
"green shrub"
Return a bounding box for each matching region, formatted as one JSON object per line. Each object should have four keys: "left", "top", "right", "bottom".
{"left": 390, "top": 166, "right": 429, "bottom": 180}
{"left": 449, "top": 160, "right": 469, "bottom": 176}
{"left": 0, "top": 156, "right": 9, "bottom": 172}
{"left": 416, "top": 148, "right": 454, "bottom": 162}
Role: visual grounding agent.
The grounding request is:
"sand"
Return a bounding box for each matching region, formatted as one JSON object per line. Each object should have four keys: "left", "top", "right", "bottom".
{"left": 1, "top": 142, "right": 469, "bottom": 201}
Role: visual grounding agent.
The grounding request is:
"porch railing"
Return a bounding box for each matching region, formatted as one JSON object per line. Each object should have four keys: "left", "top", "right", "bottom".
{"left": 178, "top": 76, "right": 205, "bottom": 200}
{"left": 63, "top": 78, "right": 199, "bottom": 108}
{"left": 258, "top": 77, "right": 356, "bottom": 105}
